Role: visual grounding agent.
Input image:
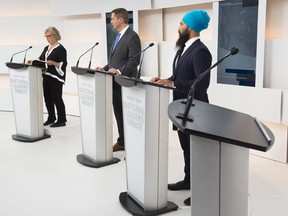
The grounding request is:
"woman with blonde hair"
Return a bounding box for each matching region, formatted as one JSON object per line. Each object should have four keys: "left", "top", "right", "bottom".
{"left": 40, "top": 26, "right": 67, "bottom": 127}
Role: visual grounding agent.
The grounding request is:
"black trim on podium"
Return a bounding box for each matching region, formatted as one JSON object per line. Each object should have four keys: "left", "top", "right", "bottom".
{"left": 12, "top": 129, "right": 50, "bottom": 142}
{"left": 71, "top": 66, "right": 112, "bottom": 76}
{"left": 6, "top": 62, "right": 46, "bottom": 70}
{"left": 119, "top": 192, "right": 178, "bottom": 216}
{"left": 6, "top": 62, "right": 29, "bottom": 69}
{"left": 76, "top": 154, "right": 120, "bottom": 168}
{"left": 168, "top": 99, "right": 274, "bottom": 151}
{"left": 114, "top": 75, "right": 176, "bottom": 90}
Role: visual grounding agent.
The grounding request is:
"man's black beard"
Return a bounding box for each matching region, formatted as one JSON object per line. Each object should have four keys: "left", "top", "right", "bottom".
{"left": 176, "top": 29, "right": 190, "bottom": 50}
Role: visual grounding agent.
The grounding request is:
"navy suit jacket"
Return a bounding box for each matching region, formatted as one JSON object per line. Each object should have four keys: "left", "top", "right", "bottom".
{"left": 169, "top": 39, "right": 212, "bottom": 102}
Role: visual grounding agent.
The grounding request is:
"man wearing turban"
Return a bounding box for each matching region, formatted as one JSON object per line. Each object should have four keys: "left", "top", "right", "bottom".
{"left": 151, "top": 10, "right": 212, "bottom": 206}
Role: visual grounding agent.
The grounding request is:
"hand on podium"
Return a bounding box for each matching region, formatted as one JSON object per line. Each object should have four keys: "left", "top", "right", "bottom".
{"left": 150, "top": 77, "right": 173, "bottom": 87}
{"left": 95, "top": 66, "right": 104, "bottom": 71}
{"left": 108, "top": 68, "right": 120, "bottom": 75}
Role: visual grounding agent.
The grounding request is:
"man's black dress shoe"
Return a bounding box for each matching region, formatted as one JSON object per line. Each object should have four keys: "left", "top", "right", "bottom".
{"left": 184, "top": 197, "right": 191, "bottom": 206}
{"left": 44, "top": 120, "right": 55, "bottom": 126}
{"left": 50, "top": 122, "right": 66, "bottom": 127}
{"left": 168, "top": 180, "right": 190, "bottom": 191}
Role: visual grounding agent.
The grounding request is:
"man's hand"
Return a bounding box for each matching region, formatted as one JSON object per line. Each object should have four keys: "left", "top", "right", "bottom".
{"left": 150, "top": 77, "right": 172, "bottom": 87}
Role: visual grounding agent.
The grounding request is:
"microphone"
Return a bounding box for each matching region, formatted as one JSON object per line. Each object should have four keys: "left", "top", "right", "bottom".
{"left": 121, "top": 43, "right": 154, "bottom": 77}
{"left": 76, "top": 42, "right": 99, "bottom": 67}
{"left": 177, "top": 47, "right": 239, "bottom": 121}
{"left": 23, "top": 46, "right": 33, "bottom": 64}
{"left": 10, "top": 46, "right": 33, "bottom": 63}
{"left": 137, "top": 43, "right": 154, "bottom": 79}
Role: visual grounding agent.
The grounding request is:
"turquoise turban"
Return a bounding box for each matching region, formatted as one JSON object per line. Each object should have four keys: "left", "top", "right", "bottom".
{"left": 182, "top": 10, "right": 210, "bottom": 33}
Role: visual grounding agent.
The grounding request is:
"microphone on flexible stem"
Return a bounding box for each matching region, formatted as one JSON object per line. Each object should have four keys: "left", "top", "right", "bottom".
{"left": 23, "top": 46, "right": 33, "bottom": 64}
{"left": 88, "top": 47, "right": 94, "bottom": 69}
{"left": 76, "top": 42, "right": 99, "bottom": 67}
{"left": 121, "top": 43, "right": 154, "bottom": 77}
{"left": 10, "top": 46, "right": 33, "bottom": 63}
{"left": 177, "top": 47, "right": 239, "bottom": 122}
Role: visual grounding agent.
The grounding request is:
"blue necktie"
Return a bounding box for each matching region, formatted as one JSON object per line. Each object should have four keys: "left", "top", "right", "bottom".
{"left": 112, "top": 33, "right": 121, "bottom": 52}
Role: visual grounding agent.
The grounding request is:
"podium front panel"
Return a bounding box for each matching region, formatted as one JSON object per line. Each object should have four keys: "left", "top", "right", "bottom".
{"left": 77, "top": 73, "right": 113, "bottom": 162}
{"left": 123, "top": 86, "right": 146, "bottom": 206}
{"left": 9, "top": 66, "right": 44, "bottom": 138}
{"left": 122, "top": 84, "right": 169, "bottom": 211}
{"left": 190, "top": 135, "right": 249, "bottom": 216}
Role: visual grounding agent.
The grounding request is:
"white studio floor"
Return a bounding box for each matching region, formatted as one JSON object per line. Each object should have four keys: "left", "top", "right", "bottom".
{"left": 0, "top": 111, "right": 287, "bottom": 216}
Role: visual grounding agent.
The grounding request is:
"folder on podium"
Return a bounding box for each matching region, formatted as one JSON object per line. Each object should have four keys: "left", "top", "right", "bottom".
{"left": 168, "top": 99, "right": 274, "bottom": 216}
{"left": 115, "top": 75, "right": 178, "bottom": 216}
{"left": 5, "top": 62, "right": 50, "bottom": 142}
{"left": 71, "top": 66, "right": 120, "bottom": 168}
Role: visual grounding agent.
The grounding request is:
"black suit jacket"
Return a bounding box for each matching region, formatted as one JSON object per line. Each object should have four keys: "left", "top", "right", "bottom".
{"left": 169, "top": 39, "right": 212, "bottom": 102}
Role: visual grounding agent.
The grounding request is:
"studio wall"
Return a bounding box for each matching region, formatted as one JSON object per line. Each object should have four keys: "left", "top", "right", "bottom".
{"left": 0, "top": 0, "right": 288, "bottom": 162}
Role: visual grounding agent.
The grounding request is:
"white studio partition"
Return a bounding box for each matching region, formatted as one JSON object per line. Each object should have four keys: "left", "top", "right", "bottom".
{"left": 71, "top": 66, "right": 120, "bottom": 168}
{"left": 5, "top": 62, "right": 50, "bottom": 142}
{"left": 115, "top": 76, "right": 178, "bottom": 216}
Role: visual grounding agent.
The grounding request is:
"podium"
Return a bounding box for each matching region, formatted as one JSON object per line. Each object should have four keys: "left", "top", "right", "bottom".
{"left": 168, "top": 99, "right": 274, "bottom": 216}
{"left": 115, "top": 76, "right": 178, "bottom": 216}
{"left": 6, "top": 62, "right": 50, "bottom": 142}
{"left": 71, "top": 66, "right": 120, "bottom": 168}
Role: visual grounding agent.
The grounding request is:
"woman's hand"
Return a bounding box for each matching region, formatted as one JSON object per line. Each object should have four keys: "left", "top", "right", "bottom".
{"left": 47, "top": 60, "right": 59, "bottom": 67}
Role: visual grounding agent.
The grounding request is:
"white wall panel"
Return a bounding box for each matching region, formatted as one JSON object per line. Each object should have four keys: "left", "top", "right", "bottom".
{"left": 62, "top": 14, "right": 103, "bottom": 43}
{"left": 264, "top": 39, "right": 288, "bottom": 90}
{"left": 139, "top": 9, "right": 163, "bottom": 42}
{"left": 50, "top": 0, "right": 151, "bottom": 16}
{"left": 0, "top": 16, "right": 63, "bottom": 45}
{"left": 208, "top": 83, "right": 282, "bottom": 123}
{"left": 282, "top": 90, "right": 288, "bottom": 125}
{"left": 266, "top": 0, "right": 288, "bottom": 39}
{"left": 152, "top": 0, "right": 216, "bottom": 9}
{"left": 0, "top": 0, "right": 50, "bottom": 16}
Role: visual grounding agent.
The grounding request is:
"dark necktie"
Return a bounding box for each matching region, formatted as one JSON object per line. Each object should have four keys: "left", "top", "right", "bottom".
{"left": 175, "top": 45, "right": 185, "bottom": 67}
{"left": 171, "top": 45, "right": 186, "bottom": 80}
{"left": 112, "top": 33, "right": 121, "bottom": 52}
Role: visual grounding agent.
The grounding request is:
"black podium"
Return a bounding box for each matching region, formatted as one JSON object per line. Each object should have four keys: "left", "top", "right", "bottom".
{"left": 168, "top": 99, "right": 274, "bottom": 216}
{"left": 71, "top": 66, "right": 120, "bottom": 168}
{"left": 115, "top": 76, "right": 178, "bottom": 216}
{"left": 6, "top": 62, "right": 50, "bottom": 142}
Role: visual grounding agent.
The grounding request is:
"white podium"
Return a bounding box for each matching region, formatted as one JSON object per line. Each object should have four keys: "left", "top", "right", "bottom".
{"left": 168, "top": 99, "right": 274, "bottom": 216}
{"left": 115, "top": 76, "right": 178, "bottom": 216}
{"left": 6, "top": 62, "right": 50, "bottom": 142}
{"left": 71, "top": 66, "right": 120, "bottom": 168}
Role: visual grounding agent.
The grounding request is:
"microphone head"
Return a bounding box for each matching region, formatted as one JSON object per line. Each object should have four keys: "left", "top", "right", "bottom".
{"left": 28, "top": 46, "right": 33, "bottom": 49}
{"left": 95, "top": 42, "right": 99, "bottom": 46}
{"left": 149, "top": 43, "right": 154, "bottom": 47}
{"left": 230, "top": 47, "right": 239, "bottom": 55}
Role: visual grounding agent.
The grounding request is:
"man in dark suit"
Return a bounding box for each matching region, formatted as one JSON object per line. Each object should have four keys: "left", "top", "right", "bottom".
{"left": 151, "top": 10, "right": 212, "bottom": 205}
{"left": 96, "top": 8, "right": 141, "bottom": 152}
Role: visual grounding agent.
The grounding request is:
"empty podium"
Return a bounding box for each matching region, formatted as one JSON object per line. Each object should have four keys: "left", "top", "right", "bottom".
{"left": 71, "top": 66, "right": 120, "bottom": 168}
{"left": 6, "top": 62, "right": 50, "bottom": 142}
{"left": 168, "top": 99, "right": 274, "bottom": 216}
{"left": 115, "top": 76, "right": 178, "bottom": 216}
